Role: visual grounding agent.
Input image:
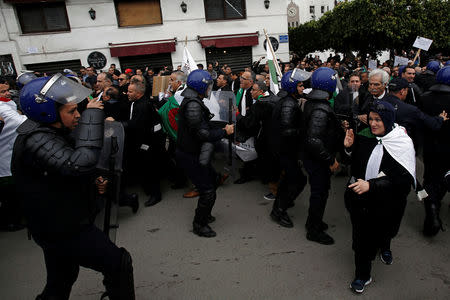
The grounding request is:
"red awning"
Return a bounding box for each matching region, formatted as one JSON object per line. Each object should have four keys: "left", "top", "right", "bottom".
{"left": 198, "top": 32, "right": 259, "bottom": 48}
{"left": 109, "top": 39, "right": 176, "bottom": 57}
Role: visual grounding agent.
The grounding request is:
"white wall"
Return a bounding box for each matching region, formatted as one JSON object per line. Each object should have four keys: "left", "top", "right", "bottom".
{"left": 0, "top": 0, "right": 289, "bottom": 72}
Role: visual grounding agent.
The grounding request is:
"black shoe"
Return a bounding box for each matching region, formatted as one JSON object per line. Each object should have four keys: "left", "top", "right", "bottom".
{"left": 207, "top": 215, "right": 216, "bottom": 224}
{"left": 144, "top": 194, "right": 161, "bottom": 207}
{"left": 270, "top": 209, "right": 293, "bottom": 228}
{"left": 306, "top": 229, "right": 334, "bottom": 245}
{"left": 193, "top": 223, "right": 216, "bottom": 237}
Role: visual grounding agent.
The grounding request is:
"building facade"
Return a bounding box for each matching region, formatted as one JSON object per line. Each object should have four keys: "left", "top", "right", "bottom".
{"left": 287, "top": 0, "right": 335, "bottom": 28}
{"left": 0, "top": 0, "right": 289, "bottom": 76}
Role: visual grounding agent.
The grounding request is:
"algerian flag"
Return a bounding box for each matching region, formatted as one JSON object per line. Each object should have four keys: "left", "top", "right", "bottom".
{"left": 181, "top": 46, "right": 197, "bottom": 75}
{"left": 266, "top": 37, "right": 281, "bottom": 95}
{"left": 158, "top": 95, "right": 180, "bottom": 141}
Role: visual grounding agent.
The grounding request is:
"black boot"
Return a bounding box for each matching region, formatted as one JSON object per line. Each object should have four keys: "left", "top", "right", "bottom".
{"left": 423, "top": 199, "right": 443, "bottom": 237}
{"left": 270, "top": 207, "right": 293, "bottom": 228}
{"left": 119, "top": 193, "right": 139, "bottom": 213}
{"left": 193, "top": 222, "right": 216, "bottom": 237}
{"left": 306, "top": 228, "right": 334, "bottom": 245}
{"left": 305, "top": 218, "right": 334, "bottom": 245}
{"left": 193, "top": 190, "right": 217, "bottom": 237}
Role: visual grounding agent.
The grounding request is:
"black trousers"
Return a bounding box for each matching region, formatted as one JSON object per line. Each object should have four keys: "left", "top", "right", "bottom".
{"left": 276, "top": 156, "right": 307, "bottom": 210}
{"left": 167, "top": 138, "right": 187, "bottom": 186}
{"left": 423, "top": 156, "right": 449, "bottom": 208}
{"left": 0, "top": 177, "right": 21, "bottom": 226}
{"left": 176, "top": 149, "right": 217, "bottom": 225}
{"left": 124, "top": 148, "right": 162, "bottom": 197}
{"left": 303, "top": 159, "right": 331, "bottom": 229}
{"left": 33, "top": 225, "right": 122, "bottom": 299}
{"left": 345, "top": 187, "right": 405, "bottom": 280}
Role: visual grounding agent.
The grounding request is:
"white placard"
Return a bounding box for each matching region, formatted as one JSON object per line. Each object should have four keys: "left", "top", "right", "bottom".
{"left": 394, "top": 56, "right": 409, "bottom": 67}
{"left": 368, "top": 60, "right": 377, "bottom": 70}
{"left": 413, "top": 36, "right": 433, "bottom": 51}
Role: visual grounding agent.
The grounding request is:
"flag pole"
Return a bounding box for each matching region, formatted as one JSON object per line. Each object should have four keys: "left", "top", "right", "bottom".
{"left": 263, "top": 29, "right": 282, "bottom": 78}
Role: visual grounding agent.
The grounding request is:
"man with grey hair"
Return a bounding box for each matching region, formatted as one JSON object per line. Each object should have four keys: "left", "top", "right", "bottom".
{"left": 234, "top": 70, "right": 257, "bottom": 184}
{"left": 358, "top": 69, "right": 389, "bottom": 125}
{"left": 106, "top": 81, "right": 165, "bottom": 208}
{"left": 168, "top": 71, "right": 187, "bottom": 102}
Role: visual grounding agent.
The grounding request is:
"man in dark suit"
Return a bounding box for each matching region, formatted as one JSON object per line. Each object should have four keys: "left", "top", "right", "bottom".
{"left": 234, "top": 71, "right": 256, "bottom": 184}
{"left": 235, "top": 71, "right": 255, "bottom": 117}
{"left": 230, "top": 72, "right": 240, "bottom": 94}
{"left": 213, "top": 74, "right": 231, "bottom": 92}
{"left": 106, "top": 81, "right": 165, "bottom": 207}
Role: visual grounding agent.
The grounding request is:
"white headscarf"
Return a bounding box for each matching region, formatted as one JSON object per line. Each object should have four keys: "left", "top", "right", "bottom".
{"left": 365, "top": 124, "right": 416, "bottom": 187}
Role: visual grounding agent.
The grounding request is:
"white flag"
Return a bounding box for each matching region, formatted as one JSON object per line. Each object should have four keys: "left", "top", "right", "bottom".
{"left": 182, "top": 46, "right": 197, "bottom": 75}
{"left": 265, "top": 33, "right": 282, "bottom": 95}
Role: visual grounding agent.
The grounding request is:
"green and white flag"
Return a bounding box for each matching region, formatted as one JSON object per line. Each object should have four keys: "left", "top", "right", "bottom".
{"left": 266, "top": 38, "right": 281, "bottom": 95}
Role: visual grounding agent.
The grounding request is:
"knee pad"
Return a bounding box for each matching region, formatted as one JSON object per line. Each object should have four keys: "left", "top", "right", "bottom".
{"left": 104, "top": 248, "right": 135, "bottom": 300}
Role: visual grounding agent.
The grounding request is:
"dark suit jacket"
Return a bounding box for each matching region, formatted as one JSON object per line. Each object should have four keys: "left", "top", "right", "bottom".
{"left": 122, "top": 96, "right": 162, "bottom": 156}
{"left": 231, "top": 78, "right": 240, "bottom": 94}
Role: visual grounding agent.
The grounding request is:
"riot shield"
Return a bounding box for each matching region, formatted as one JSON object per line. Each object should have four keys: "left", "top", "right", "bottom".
{"left": 95, "top": 120, "right": 125, "bottom": 243}
{"left": 204, "top": 91, "right": 238, "bottom": 179}
{"left": 204, "top": 90, "right": 236, "bottom": 123}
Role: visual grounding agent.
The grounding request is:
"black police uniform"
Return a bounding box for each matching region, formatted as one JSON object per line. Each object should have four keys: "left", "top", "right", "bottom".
{"left": 303, "top": 94, "right": 342, "bottom": 243}
{"left": 268, "top": 90, "right": 307, "bottom": 227}
{"left": 11, "top": 108, "right": 134, "bottom": 300}
{"left": 420, "top": 82, "right": 450, "bottom": 236}
{"left": 176, "top": 87, "right": 226, "bottom": 237}
{"left": 384, "top": 93, "right": 443, "bottom": 150}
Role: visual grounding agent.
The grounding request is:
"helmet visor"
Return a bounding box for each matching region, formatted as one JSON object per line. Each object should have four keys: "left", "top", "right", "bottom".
{"left": 290, "top": 68, "right": 312, "bottom": 82}
{"left": 17, "top": 72, "right": 37, "bottom": 86}
{"left": 204, "top": 78, "right": 214, "bottom": 99}
{"left": 42, "top": 73, "right": 91, "bottom": 105}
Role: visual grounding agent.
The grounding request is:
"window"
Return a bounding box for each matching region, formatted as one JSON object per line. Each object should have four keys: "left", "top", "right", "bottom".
{"left": 16, "top": 2, "right": 70, "bottom": 34}
{"left": 115, "top": 0, "right": 162, "bottom": 27}
{"left": 310, "top": 6, "right": 315, "bottom": 14}
{"left": 296, "top": 21, "right": 299, "bottom": 27}
{"left": 321, "top": 6, "right": 325, "bottom": 13}
{"left": 204, "top": 0, "right": 246, "bottom": 21}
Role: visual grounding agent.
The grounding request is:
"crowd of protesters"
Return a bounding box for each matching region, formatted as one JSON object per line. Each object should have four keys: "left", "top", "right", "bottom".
{"left": 0, "top": 50, "right": 450, "bottom": 296}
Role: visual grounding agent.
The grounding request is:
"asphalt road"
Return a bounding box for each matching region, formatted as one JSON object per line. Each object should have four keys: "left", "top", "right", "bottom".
{"left": 1, "top": 161, "right": 449, "bottom": 300}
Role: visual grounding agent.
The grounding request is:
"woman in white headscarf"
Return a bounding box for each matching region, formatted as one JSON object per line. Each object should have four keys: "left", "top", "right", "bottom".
{"left": 343, "top": 100, "right": 416, "bottom": 294}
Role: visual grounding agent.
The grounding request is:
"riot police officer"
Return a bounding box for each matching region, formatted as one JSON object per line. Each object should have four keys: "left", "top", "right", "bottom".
{"left": 176, "top": 70, "right": 234, "bottom": 238}
{"left": 420, "top": 66, "right": 450, "bottom": 236}
{"left": 303, "top": 67, "right": 341, "bottom": 245}
{"left": 416, "top": 60, "right": 440, "bottom": 93}
{"left": 269, "top": 69, "right": 310, "bottom": 227}
{"left": 11, "top": 74, "right": 135, "bottom": 299}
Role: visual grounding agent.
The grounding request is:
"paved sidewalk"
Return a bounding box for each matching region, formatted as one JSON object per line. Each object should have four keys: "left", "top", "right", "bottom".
{"left": 1, "top": 173, "right": 449, "bottom": 299}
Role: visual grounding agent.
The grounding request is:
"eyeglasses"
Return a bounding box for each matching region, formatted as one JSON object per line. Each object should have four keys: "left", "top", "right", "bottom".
{"left": 240, "top": 76, "right": 250, "bottom": 81}
{"left": 118, "top": 78, "right": 125, "bottom": 81}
